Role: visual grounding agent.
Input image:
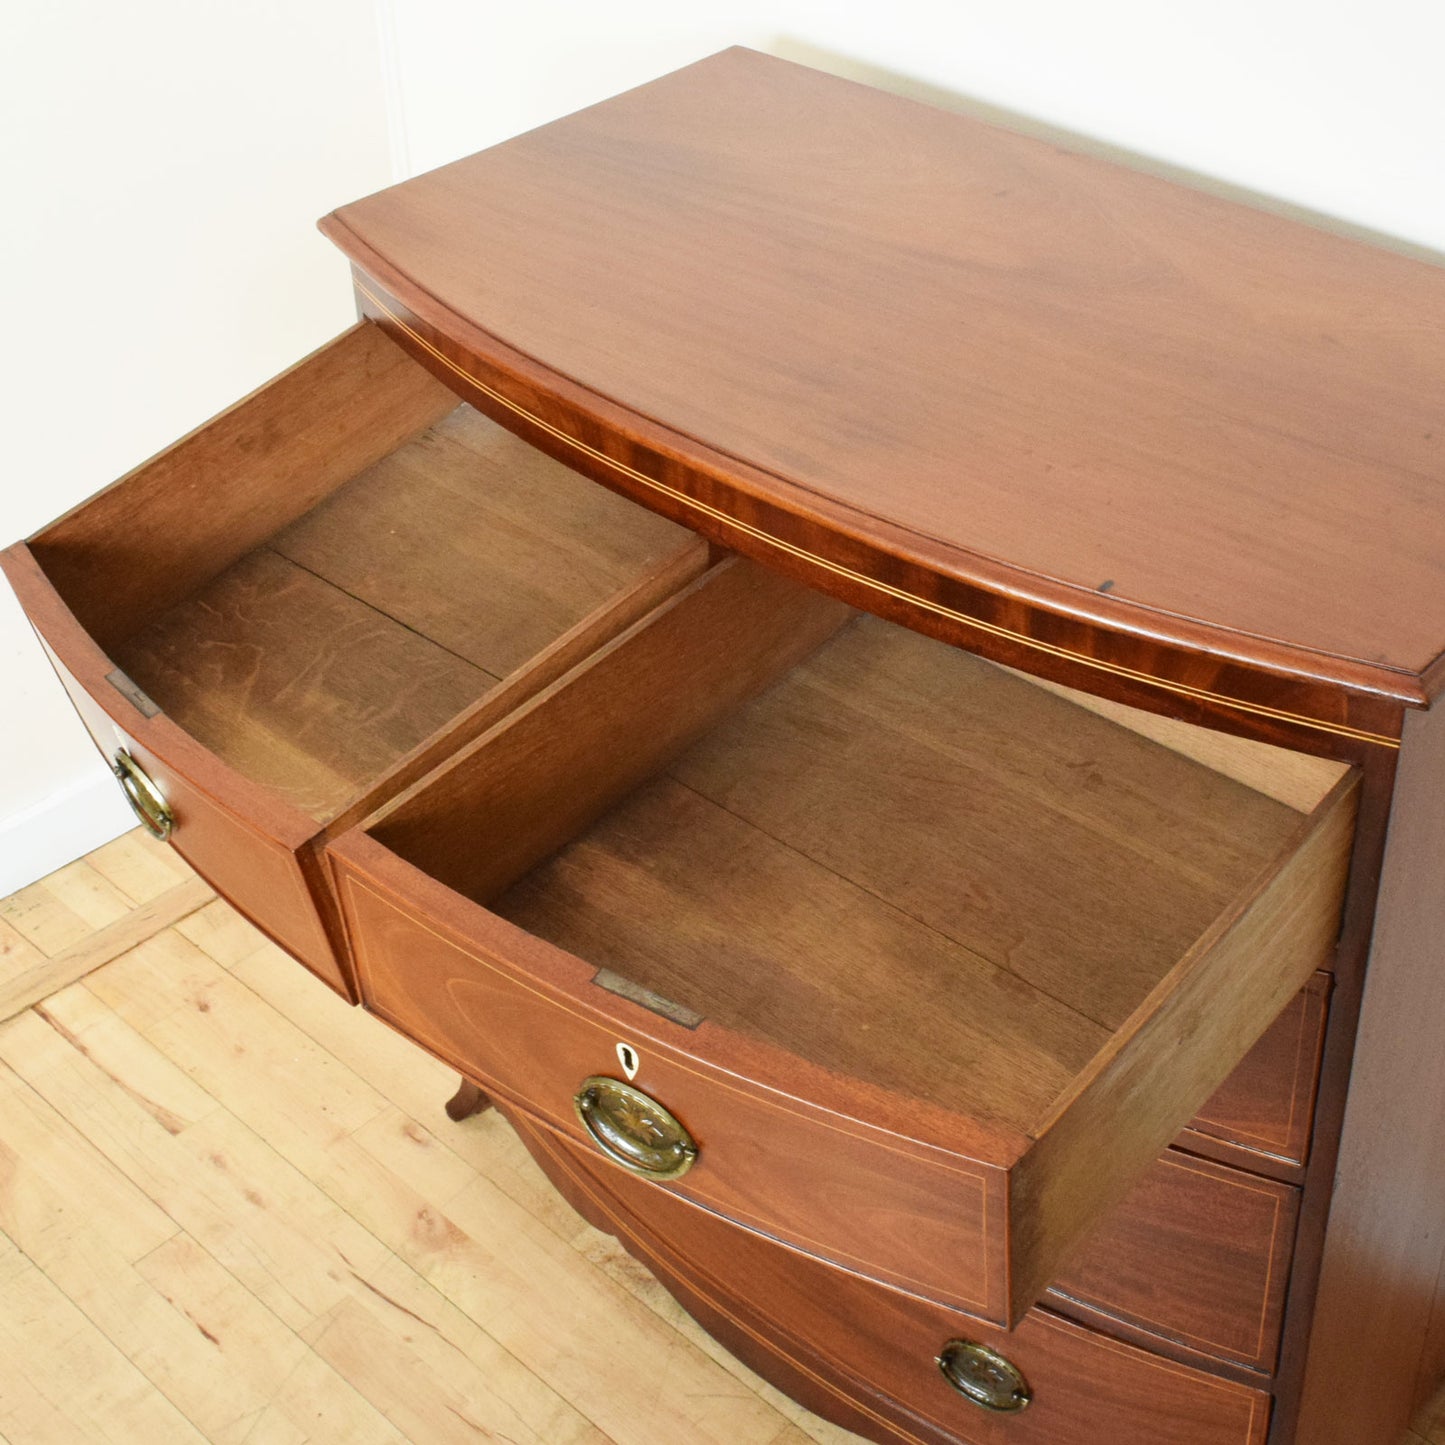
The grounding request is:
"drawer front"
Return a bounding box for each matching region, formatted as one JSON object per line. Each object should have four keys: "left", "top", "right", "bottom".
{"left": 334, "top": 853, "right": 1010, "bottom": 1320}
{"left": 1048, "top": 1151, "right": 1297, "bottom": 1372}
{"left": 18, "top": 611, "right": 346, "bottom": 991}
{"left": 511, "top": 1105, "right": 1272, "bottom": 1445}
{"left": 1182, "top": 972, "right": 1330, "bottom": 1170}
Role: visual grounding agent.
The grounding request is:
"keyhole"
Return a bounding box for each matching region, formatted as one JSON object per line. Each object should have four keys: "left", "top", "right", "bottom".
{"left": 616, "top": 1042, "right": 640, "bottom": 1080}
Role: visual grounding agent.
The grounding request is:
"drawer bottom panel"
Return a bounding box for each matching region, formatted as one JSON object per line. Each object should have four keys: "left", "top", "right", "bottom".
{"left": 502, "top": 1103, "right": 1271, "bottom": 1445}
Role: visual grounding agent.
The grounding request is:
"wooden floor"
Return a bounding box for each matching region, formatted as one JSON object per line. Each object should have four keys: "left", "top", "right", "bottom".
{"left": 0, "top": 829, "right": 1439, "bottom": 1445}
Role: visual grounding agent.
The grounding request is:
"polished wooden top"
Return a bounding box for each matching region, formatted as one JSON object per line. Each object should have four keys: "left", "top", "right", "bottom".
{"left": 321, "top": 47, "right": 1445, "bottom": 730}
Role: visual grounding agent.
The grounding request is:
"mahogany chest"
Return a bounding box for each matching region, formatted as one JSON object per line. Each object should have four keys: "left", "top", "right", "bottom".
{"left": 8, "top": 47, "right": 1445, "bottom": 1445}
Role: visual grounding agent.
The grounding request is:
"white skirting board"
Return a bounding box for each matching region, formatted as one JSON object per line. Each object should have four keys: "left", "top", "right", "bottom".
{"left": 0, "top": 768, "right": 132, "bottom": 900}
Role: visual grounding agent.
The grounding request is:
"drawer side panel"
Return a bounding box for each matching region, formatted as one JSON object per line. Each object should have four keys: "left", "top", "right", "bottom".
{"left": 1182, "top": 972, "right": 1330, "bottom": 1170}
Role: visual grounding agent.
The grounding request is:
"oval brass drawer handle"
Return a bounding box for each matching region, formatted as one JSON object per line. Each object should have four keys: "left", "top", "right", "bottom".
{"left": 573, "top": 1076, "right": 698, "bottom": 1180}
{"left": 112, "top": 749, "right": 173, "bottom": 842}
{"left": 936, "top": 1339, "right": 1032, "bottom": 1413}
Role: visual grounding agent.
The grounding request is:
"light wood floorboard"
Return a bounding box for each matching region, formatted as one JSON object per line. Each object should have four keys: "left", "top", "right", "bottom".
{"left": 0, "top": 829, "right": 1438, "bottom": 1444}
{"left": 0, "top": 832, "right": 848, "bottom": 1445}
{"left": 0, "top": 831, "right": 213, "bottom": 1025}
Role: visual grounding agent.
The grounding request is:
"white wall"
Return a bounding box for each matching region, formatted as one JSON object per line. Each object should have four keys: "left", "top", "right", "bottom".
{"left": 378, "top": 3, "right": 775, "bottom": 175}
{"left": 0, "top": 2, "right": 395, "bottom": 894}
{"left": 385, "top": 0, "right": 1445, "bottom": 255}
{"left": 3, "top": 0, "right": 1441, "bottom": 894}
{"left": 786, "top": 0, "right": 1445, "bottom": 255}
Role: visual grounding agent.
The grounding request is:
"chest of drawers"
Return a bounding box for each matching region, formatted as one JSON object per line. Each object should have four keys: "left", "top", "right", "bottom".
{"left": 7, "top": 46, "right": 1445, "bottom": 1445}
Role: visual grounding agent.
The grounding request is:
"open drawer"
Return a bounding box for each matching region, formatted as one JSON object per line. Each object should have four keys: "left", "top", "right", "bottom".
{"left": 0, "top": 322, "right": 706, "bottom": 998}
{"left": 327, "top": 554, "right": 1358, "bottom": 1326}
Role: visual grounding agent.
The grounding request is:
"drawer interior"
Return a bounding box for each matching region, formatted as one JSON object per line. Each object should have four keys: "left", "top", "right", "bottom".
{"left": 366, "top": 559, "right": 1353, "bottom": 1127}
{"left": 27, "top": 324, "right": 703, "bottom": 828}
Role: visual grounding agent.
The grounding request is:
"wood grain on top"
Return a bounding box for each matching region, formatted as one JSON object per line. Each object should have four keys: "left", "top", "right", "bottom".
{"left": 321, "top": 47, "right": 1445, "bottom": 712}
